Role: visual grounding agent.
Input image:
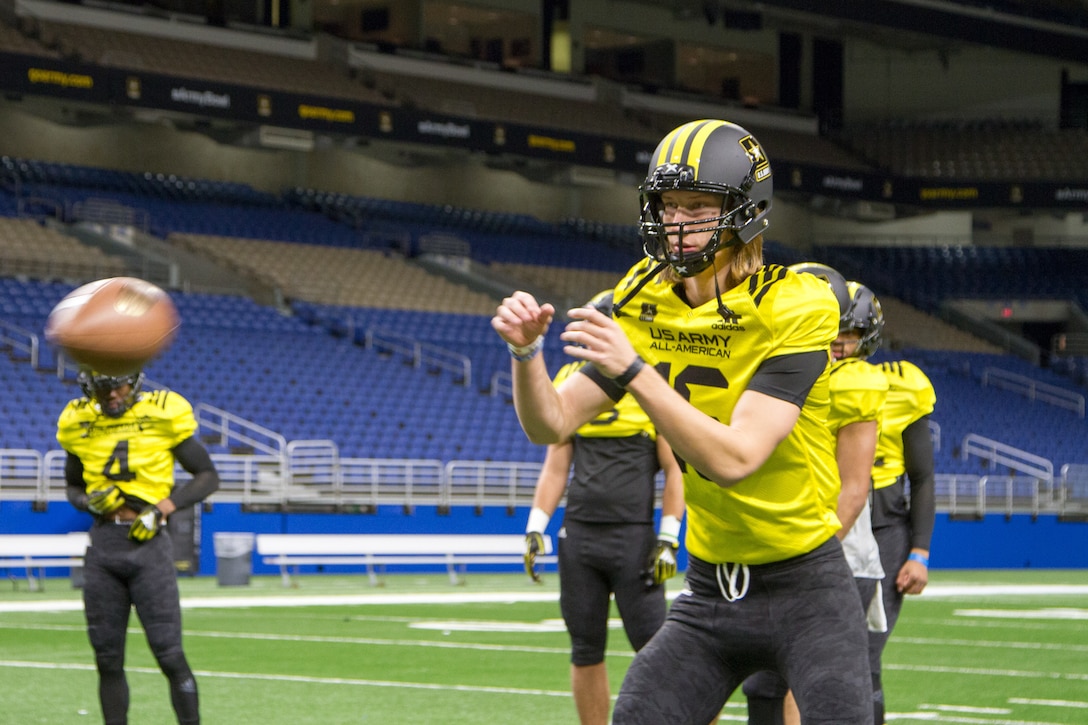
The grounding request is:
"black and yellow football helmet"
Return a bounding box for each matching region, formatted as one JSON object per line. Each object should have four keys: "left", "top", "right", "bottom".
{"left": 639, "top": 119, "right": 773, "bottom": 277}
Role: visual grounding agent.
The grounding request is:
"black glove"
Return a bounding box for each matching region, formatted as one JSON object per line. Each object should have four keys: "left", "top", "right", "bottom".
{"left": 86, "top": 486, "right": 125, "bottom": 516}
{"left": 524, "top": 531, "right": 545, "bottom": 583}
{"left": 129, "top": 505, "right": 164, "bottom": 542}
{"left": 647, "top": 536, "right": 679, "bottom": 586}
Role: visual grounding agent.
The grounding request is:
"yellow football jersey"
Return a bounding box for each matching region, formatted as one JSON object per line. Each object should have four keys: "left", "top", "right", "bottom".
{"left": 57, "top": 389, "right": 198, "bottom": 505}
{"left": 612, "top": 261, "right": 841, "bottom": 565}
{"left": 828, "top": 357, "right": 889, "bottom": 435}
{"left": 871, "top": 360, "right": 937, "bottom": 490}
{"left": 555, "top": 361, "right": 655, "bottom": 440}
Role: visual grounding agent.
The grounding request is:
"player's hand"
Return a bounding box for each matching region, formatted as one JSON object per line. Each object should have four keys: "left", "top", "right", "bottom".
{"left": 648, "top": 537, "right": 679, "bottom": 586}
{"left": 524, "top": 531, "right": 546, "bottom": 583}
{"left": 129, "top": 505, "right": 164, "bottom": 541}
{"left": 492, "top": 292, "right": 554, "bottom": 349}
{"left": 86, "top": 486, "right": 125, "bottom": 516}
{"left": 897, "top": 558, "right": 929, "bottom": 595}
{"left": 562, "top": 306, "right": 639, "bottom": 379}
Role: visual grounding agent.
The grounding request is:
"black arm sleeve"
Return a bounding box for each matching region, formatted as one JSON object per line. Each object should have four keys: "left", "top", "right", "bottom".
{"left": 65, "top": 452, "right": 90, "bottom": 511}
{"left": 902, "top": 416, "right": 936, "bottom": 551}
{"left": 169, "top": 437, "right": 220, "bottom": 510}
{"left": 746, "top": 350, "right": 828, "bottom": 407}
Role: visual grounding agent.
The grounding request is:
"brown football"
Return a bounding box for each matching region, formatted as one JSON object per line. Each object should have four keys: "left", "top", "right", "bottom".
{"left": 45, "top": 277, "right": 180, "bottom": 376}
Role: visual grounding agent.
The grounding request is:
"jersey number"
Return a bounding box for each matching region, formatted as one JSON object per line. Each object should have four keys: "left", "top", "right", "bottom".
{"left": 102, "top": 441, "right": 136, "bottom": 482}
{"left": 656, "top": 362, "right": 728, "bottom": 481}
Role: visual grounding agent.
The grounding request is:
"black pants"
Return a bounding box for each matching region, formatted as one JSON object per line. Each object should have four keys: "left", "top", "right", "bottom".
{"left": 84, "top": 522, "right": 199, "bottom": 725}
{"left": 613, "top": 537, "right": 873, "bottom": 725}
{"left": 558, "top": 519, "right": 666, "bottom": 665}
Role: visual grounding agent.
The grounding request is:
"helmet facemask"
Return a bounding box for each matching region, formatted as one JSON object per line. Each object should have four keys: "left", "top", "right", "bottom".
{"left": 639, "top": 190, "right": 761, "bottom": 278}
{"left": 78, "top": 369, "right": 144, "bottom": 418}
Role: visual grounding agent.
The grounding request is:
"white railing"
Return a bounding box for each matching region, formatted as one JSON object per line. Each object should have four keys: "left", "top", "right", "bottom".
{"left": 364, "top": 327, "right": 471, "bottom": 386}
{"left": 0, "top": 320, "right": 40, "bottom": 368}
{"left": 1058, "top": 463, "right": 1088, "bottom": 516}
{"left": 490, "top": 370, "right": 513, "bottom": 398}
{"left": 444, "top": 460, "right": 543, "bottom": 511}
{"left": 196, "top": 403, "right": 287, "bottom": 458}
{"left": 11, "top": 446, "right": 1078, "bottom": 517}
{"left": 0, "top": 449, "right": 45, "bottom": 501}
{"left": 981, "top": 367, "right": 1086, "bottom": 418}
{"left": 960, "top": 433, "right": 1054, "bottom": 492}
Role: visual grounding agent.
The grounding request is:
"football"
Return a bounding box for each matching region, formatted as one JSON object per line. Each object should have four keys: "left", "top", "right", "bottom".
{"left": 45, "top": 277, "right": 180, "bottom": 376}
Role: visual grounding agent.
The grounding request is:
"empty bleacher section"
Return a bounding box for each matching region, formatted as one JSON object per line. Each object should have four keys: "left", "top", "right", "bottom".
{"left": 838, "top": 120, "right": 1088, "bottom": 181}
{"left": 0, "top": 216, "right": 125, "bottom": 279}
{"left": 0, "top": 16, "right": 59, "bottom": 57}
{"left": 876, "top": 296, "right": 1003, "bottom": 354}
{"left": 816, "top": 243, "right": 1088, "bottom": 315}
{"left": 4, "top": 277, "right": 1086, "bottom": 516}
{"left": 0, "top": 278, "right": 538, "bottom": 461}
{"left": 174, "top": 234, "right": 497, "bottom": 312}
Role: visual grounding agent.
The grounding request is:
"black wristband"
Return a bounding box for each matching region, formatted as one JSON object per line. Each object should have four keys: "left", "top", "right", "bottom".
{"left": 613, "top": 356, "right": 645, "bottom": 388}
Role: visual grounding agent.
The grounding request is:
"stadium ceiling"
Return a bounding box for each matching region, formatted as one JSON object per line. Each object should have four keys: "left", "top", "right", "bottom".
{"left": 627, "top": 0, "right": 1088, "bottom": 64}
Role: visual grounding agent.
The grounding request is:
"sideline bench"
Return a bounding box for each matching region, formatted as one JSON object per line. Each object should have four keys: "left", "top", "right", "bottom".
{"left": 255, "top": 533, "right": 555, "bottom": 587}
{"left": 0, "top": 532, "right": 91, "bottom": 591}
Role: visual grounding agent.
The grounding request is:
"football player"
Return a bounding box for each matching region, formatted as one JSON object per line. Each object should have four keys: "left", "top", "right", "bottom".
{"left": 58, "top": 368, "right": 220, "bottom": 725}
{"left": 523, "top": 290, "right": 685, "bottom": 725}
{"left": 867, "top": 322, "right": 937, "bottom": 725}
{"left": 493, "top": 119, "right": 872, "bottom": 724}
{"left": 742, "top": 266, "right": 890, "bottom": 725}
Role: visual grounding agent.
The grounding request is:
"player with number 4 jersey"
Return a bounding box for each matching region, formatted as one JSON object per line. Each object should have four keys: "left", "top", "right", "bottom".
{"left": 58, "top": 368, "right": 219, "bottom": 725}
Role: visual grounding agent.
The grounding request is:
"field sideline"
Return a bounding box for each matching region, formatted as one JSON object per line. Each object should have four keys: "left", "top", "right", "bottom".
{"left": 1, "top": 569, "right": 1086, "bottom": 723}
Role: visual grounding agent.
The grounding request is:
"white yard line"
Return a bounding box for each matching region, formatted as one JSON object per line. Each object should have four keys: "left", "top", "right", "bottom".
{"left": 2, "top": 582, "right": 1086, "bottom": 613}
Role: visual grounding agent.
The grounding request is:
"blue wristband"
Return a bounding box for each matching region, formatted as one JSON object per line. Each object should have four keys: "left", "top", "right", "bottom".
{"left": 907, "top": 552, "right": 929, "bottom": 568}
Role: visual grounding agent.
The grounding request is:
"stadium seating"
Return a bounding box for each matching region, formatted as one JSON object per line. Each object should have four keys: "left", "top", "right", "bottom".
{"left": 837, "top": 119, "right": 1088, "bottom": 182}
{"left": 4, "top": 273, "right": 1086, "bottom": 486}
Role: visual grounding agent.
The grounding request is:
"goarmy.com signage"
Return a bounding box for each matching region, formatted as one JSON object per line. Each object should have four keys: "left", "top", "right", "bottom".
{"left": 0, "top": 53, "right": 106, "bottom": 101}
{"left": 27, "top": 67, "right": 94, "bottom": 90}
{"left": 298, "top": 104, "right": 355, "bottom": 124}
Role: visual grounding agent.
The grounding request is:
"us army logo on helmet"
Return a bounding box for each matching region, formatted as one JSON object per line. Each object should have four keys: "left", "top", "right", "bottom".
{"left": 739, "top": 136, "right": 771, "bottom": 184}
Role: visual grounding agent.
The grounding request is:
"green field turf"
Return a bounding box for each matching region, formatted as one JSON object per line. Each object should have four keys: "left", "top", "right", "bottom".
{"left": 1, "top": 569, "right": 1086, "bottom": 723}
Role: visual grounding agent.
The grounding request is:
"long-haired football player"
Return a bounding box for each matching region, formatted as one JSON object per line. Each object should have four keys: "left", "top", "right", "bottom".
{"left": 58, "top": 367, "right": 220, "bottom": 725}
{"left": 493, "top": 119, "right": 872, "bottom": 724}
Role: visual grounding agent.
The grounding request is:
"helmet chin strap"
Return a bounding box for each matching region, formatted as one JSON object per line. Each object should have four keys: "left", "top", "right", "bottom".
{"left": 710, "top": 244, "right": 741, "bottom": 324}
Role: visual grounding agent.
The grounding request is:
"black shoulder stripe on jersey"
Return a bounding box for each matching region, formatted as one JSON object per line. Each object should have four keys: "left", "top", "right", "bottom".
{"left": 146, "top": 390, "right": 170, "bottom": 409}
{"left": 748, "top": 264, "right": 787, "bottom": 308}
{"left": 881, "top": 361, "right": 904, "bottom": 378}
{"left": 614, "top": 260, "right": 667, "bottom": 318}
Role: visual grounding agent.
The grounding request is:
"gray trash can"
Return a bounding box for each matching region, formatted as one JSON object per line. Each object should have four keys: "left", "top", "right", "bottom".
{"left": 214, "top": 532, "right": 255, "bottom": 586}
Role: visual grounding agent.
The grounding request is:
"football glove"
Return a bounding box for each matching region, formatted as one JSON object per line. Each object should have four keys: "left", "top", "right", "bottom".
{"left": 86, "top": 486, "right": 126, "bottom": 516}
{"left": 647, "top": 537, "right": 679, "bottom": 586}
{"left": 129, "top": 505, "right": 164, "bottom": 542}
{"left": 524, "top": 531, "right": 546, "bottom": 583}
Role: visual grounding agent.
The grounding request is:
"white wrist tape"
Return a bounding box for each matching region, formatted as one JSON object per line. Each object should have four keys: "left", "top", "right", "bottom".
{"left": 526, "top": 506, "right": 551, "bottom": 534}
{"left": 658, "top": 515, "right": 681, "bottom": 545}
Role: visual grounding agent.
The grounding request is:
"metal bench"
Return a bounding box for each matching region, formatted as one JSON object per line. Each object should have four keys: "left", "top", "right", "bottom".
{"left": 255, "top": 533, "right": 555, "bottom": 586}
{"left": 0, "top": 532, "right": 90, "bottom": 591}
